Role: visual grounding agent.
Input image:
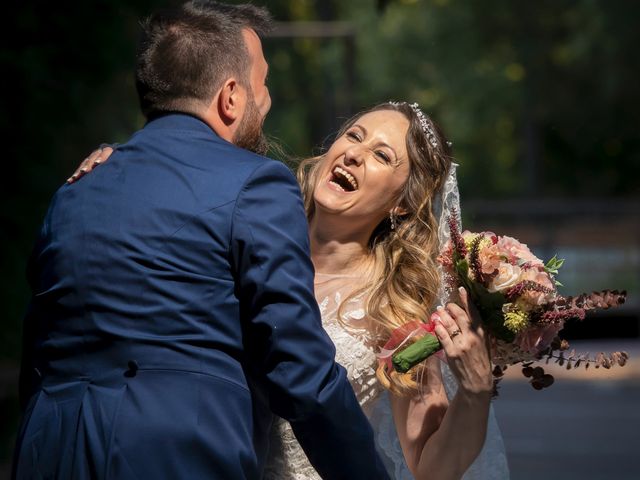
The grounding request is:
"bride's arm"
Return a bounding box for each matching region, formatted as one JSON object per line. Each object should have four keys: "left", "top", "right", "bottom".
{"left": 391, "top": 288, "right": 493, "bottom": 480}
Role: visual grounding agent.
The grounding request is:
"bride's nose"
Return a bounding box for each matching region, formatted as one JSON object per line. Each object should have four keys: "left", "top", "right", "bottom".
{"left": 344, "top": 145, "right": 365, "bottom": 167}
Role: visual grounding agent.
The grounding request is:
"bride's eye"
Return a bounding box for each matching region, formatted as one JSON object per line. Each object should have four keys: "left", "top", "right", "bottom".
{"left": 346, "top": 131, "right": 361, "bottom": 142}
{"left": 375, "top": 151, "right": 390, "bottom": 163}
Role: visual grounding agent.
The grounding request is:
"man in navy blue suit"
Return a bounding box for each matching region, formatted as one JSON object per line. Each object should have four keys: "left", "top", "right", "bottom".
{"left": 13, "top": 2, "right": 390, "bottom": 479}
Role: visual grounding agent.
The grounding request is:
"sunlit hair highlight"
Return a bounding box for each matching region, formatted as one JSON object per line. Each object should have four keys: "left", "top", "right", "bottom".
{"left": 297, "top": 102, "right": 453, "bottom": 395}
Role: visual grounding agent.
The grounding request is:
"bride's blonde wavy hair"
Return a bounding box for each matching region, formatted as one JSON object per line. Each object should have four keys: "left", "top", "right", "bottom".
{"left": 297, "top": 102, "right": 453, "bottom": 395}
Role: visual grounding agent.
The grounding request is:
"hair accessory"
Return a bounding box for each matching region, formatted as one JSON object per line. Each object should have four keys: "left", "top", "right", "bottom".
{"left": 389, "top": 101, "right": 439, "bottom": 148}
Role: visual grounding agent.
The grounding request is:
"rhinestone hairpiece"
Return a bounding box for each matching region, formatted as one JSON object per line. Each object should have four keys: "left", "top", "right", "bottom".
{"left": 389, "top": 101, "right": 439, "bottom": 149}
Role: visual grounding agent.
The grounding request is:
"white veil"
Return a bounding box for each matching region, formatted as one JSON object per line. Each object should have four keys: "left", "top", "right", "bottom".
{"left": 370, "top": 163, "right": 510, "bottom": 479}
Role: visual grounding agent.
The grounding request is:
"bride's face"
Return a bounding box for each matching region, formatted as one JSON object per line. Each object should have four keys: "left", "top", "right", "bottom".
{"left": 313, "top": 110, "right": 411, "bottom": 224}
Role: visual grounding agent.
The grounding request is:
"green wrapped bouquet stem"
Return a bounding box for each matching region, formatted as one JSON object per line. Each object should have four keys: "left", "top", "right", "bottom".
{"left": 392, "top": 334, "right": 442, "bottom": 373}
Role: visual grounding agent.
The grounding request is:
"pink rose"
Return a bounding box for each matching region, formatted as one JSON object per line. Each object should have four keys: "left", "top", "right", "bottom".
{"left": 496, "top": 236, "right": 544, "bottom": 267}
{"left": 477, "top": 243, "right": 503, "bottom": 276}
{"left": 518, "top": 268, "right": 557, "bottom": 306}
{"left": 515, "top": 323, "right": 563, "bottom": 354}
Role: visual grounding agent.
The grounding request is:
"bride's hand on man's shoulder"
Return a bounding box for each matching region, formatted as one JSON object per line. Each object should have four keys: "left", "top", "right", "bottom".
{"left": 432, "top": 287, "right": 493, "bottom": 397}
{"left": 67, "top": 145, "right": 115, "bottom": 184}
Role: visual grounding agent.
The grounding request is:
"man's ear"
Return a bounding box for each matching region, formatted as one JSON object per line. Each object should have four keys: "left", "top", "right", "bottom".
{"left": 217, "top": 78, "right": 244, "bottom": 126}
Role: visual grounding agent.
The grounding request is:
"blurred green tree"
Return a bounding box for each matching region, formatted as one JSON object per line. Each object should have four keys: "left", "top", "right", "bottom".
{"left": 3, "top": 0, "right": 639, "bottom": 362}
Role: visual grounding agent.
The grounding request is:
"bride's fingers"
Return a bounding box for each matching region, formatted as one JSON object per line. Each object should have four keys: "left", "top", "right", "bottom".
{"left": 68, "top": 149, "right": 102, "bottom": 183}
{"left": 433, "top": 321, "right": 455, "bottom": 353}
{"left": 443, "top": 302, "right": 471, "bottom": 333}
{"left": 457, "top": 287, "right": 471, "bottom": 318}
{"left": 93, "top": 146, "right": 113, "bottom": 166}
{"left": 67, "top": 147, "right": 113, "bottom": 184}
{"left": 435, "top": 306, "right": 460, "bottom": 337}
{"left": 458, "top": 286, "right": 483, "bottom": 329}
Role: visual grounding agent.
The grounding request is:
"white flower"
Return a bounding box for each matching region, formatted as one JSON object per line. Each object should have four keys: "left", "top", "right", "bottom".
{"left": 488, "top": 263, "right": 522, "bottom": 292}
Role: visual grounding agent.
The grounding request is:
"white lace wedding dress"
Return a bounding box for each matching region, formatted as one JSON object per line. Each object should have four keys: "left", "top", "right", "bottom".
{"left": 263, "top": 273, "right": 510, "bottom": 479}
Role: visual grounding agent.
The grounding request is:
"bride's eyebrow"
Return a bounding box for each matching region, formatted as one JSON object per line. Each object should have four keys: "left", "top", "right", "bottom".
{"left": 351, "top": 123, "right": 398, "bottom": 159}
{"left": 351, "top": 124, "right": 366, "bottom": 136}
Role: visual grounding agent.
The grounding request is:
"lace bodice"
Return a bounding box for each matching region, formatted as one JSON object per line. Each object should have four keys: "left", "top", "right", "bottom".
{"left": 264, "top": 274, "right": 383, "bottom": 479}
{"left": 263, "top": 274, "right": 509, "bottom": 479}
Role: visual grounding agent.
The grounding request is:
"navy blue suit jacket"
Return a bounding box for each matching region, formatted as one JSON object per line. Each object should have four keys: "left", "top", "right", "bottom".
{"left": 13, "top": 114, "right": 390, "bottom": 479}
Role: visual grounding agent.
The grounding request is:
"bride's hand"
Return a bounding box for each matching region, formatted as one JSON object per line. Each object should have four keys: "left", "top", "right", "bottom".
{"left": 432, "top": 287, "right": 493, "bottom": 396}
{"left": 67, "top": 146, "right": 114, "bottom": 184}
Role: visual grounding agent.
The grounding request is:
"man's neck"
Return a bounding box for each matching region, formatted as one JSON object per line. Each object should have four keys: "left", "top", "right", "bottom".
{"left": 199, "top": 102, "right": 235, "bottom": 143}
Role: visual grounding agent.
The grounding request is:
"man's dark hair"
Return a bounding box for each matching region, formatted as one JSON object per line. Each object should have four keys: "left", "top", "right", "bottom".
{"left": 136, "top": 1, "right": 272, "bottom": 118}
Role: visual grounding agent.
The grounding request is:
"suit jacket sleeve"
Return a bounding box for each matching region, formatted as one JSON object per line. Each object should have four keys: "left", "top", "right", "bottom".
{"left": 230, "top": 160, "right": 390, "bottom": 479}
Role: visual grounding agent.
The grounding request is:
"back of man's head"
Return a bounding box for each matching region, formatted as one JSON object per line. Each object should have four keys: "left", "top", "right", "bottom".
{"left": 136, "top": 1, "right": 271, "bottom": 119}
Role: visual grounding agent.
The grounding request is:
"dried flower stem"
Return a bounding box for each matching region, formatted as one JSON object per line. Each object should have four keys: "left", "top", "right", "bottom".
{"left": 552, "top": 290, "right": 626, "bottom": 311}
{"left": 539, "top": 348, "right": 629, "bottom": 369}
{"left": 505, "top": 280, "right": 554, "bottom": 302}
{"left": 469, "top": 235, "right": 483, "bottom": 281}
{"left": 539, "top": 307, "right": 586, "bottom": 324}
{"left": 447, "top": 211, "right": 467, "bottom": 257}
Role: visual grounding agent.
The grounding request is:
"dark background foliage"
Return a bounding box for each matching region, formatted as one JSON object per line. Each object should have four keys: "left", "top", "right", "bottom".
{"left": 2, "top": 0, "right": 638, "bottom": 476}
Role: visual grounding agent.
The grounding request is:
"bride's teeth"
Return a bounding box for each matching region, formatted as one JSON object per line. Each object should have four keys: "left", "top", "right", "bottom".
{"left": 333, "top": 167, "right": 358, "bottom": 190}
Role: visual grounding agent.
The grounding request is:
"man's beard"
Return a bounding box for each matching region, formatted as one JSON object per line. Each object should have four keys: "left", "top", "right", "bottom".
{"left": 233, "top": 93, "right": 269, "bottom": 156}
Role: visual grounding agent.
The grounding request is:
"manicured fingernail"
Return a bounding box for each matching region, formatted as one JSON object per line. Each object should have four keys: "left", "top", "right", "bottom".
{"left": 437, "top": 305, "right": 445, "bottom": 312}
{"left": 80, "top": 168, "right": 88, "bottom": 173}
{"left": 431, "top": 313, "right": 441, "bottom": 322}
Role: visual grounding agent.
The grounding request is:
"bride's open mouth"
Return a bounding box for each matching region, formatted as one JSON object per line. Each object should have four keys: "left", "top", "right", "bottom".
{"left": 328, "top": 166, "right": 358, "bottom": 193}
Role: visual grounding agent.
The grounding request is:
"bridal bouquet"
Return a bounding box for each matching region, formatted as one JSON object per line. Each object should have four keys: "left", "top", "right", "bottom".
{"left": 386, "top": 215, "right": 628, "bottom": 390}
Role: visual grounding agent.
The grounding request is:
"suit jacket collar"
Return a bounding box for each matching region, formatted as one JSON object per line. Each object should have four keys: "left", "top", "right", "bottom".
{"left": 144, "top": 112, "right": 221, "bottom": 138}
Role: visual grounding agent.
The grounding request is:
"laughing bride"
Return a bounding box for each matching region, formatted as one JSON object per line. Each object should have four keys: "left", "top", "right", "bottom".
{"left": 264, "top": 101, "right": 509, "bottom": 480}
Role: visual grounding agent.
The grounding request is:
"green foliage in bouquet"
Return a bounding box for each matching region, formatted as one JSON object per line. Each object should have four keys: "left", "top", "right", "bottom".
{"left": 544, "top": 255, "right": 565, "bottom": 286}
{"left": 454, "top": 255, "right": 514, "bottom": 342}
